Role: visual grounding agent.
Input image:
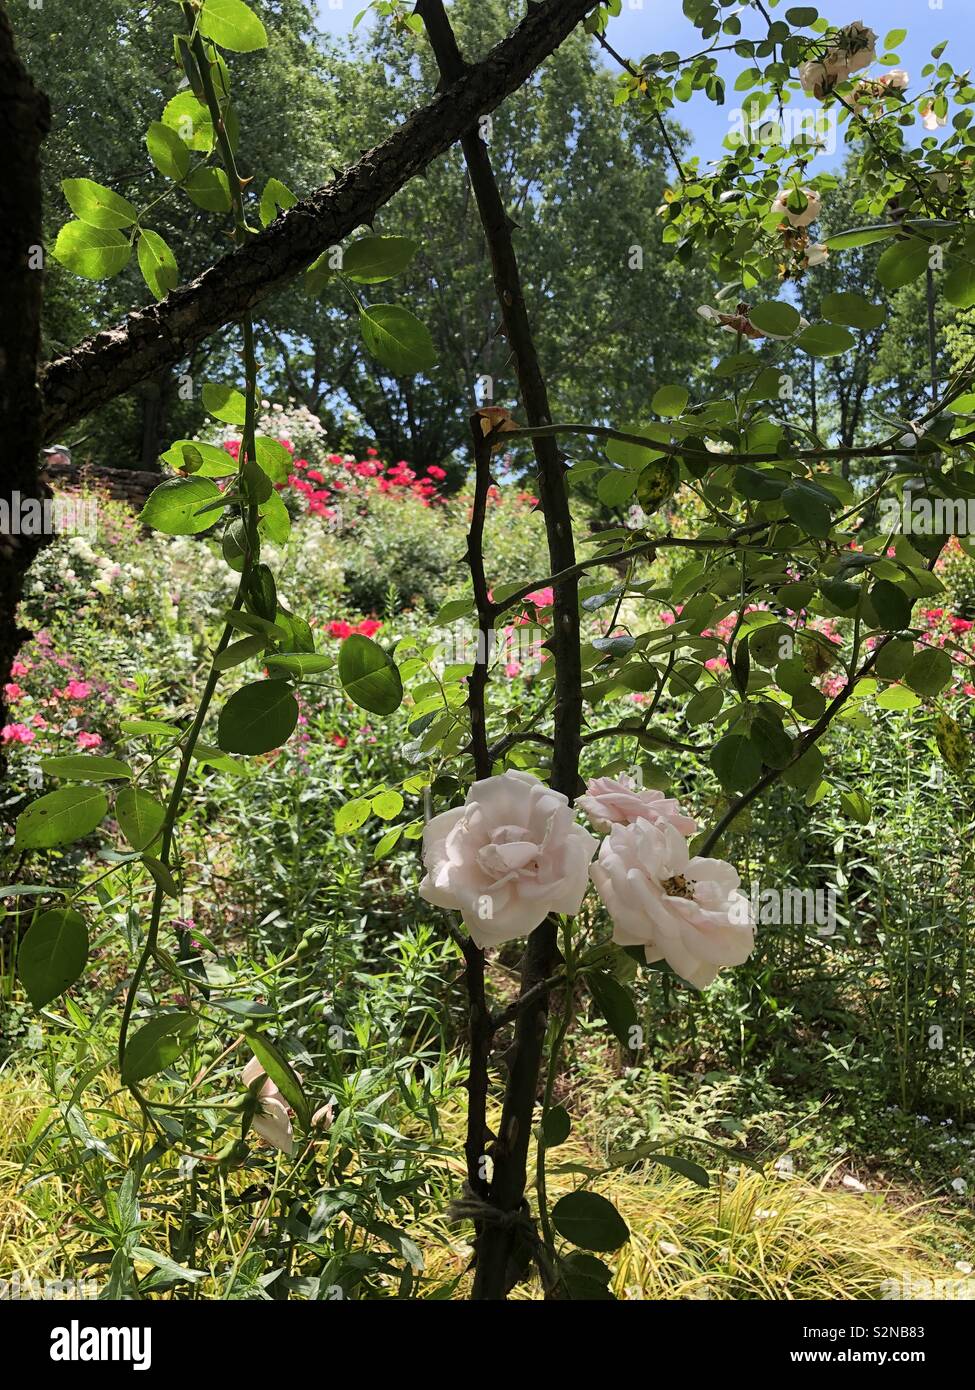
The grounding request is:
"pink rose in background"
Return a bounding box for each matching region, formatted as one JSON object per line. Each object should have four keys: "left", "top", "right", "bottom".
{"left": 590, "top": 818, "right": 754, "bottom": 989}
{"left": 64, "top": 680, "right": 91, "bottom": 701}
{"left": 419, "top": 769, "right": 597, "bottom": 948}
{"left": 4, "top": 683, "right": 24, "bottom": 701}
{"left": 1, "top": 723, "right": 35, "bottom": 745}
{"left": 242, "top": 1055, "right": 294, "bottom": 1155}
{"left": 76, "top": 731, "right": 102, "bottom": 749}
{"left": 577, "top": 776, "right": 698, "bottom": 837}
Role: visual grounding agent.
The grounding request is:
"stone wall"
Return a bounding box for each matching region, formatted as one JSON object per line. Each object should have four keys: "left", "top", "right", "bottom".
{"left": 40, "top": 460, "right": 165, "bottom": 510}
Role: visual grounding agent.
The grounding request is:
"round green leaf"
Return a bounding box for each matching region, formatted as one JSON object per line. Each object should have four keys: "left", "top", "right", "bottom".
{"left": 597, "top": 468, "right": 639, "bottom": 507}
{"left": 18, "top": 909, "right": 88, "bottom": 1009}
{"left": 16, "top": 787, "right": 109, "bottom": 849}
{"left": 552, "top": 1191, "right": 629, "bottom": 1253}
{"left": 202, "top": 383, "right": 247, "bottom": 425}
{"left": 372, "top": 789, "right": 404, "bottom": 821}
{"left": 61, "top": 177, "right": 137, "bottom": 230}
{"left": 199, "top": 0, "right": 269, "bottom": 52}
{"left": 783, "top": 484, "right": 832, "bottom": 538}
{"left": 116, "top": 786, "right": 166, "bottom": 851}
{"left": 796, "top": 324, "right": 856, "bottom": 358}
{"left": 137, "top": 230, "right": 179, "bottom": 301}
{"left": 140, "top": 477, "right": 221, "bottom": 535}
{"left": 184, "top": 166, "right": 232, "bottom": 213}
{"left": 821, "top": 291, "right": 884, "bottom": 331}
{"left": 685, "top": 686, "right": 724, "bottom": 725}
{"left": 344, "top": 235, "right": 419, "bottom": 283}
{"left": 359, "top": 305, "right": 437, "bottom": 376}
{"left": 53, "top": 221, "right": 131, "bottom": 280}
{"left": 217, "top": 680, "right": 299, "bottom": 755}
{"left": 338, "top": 635, "right": 404, "bottom": 715}
{"left": 651, "top": 384, "right": 689, "bottom": 417}
{"left": 710, "top": 734, "right": 762, "bottom": 791}
{"left": 876, "top": 684, "right": 921, "bottom": 711}
{"left": 877, "top": 239, "right": 930, "bottom": 291}
{"left": 747, "top": 301, "right": 800, "bottom": 337}
{"left": 146, "top": 122, "right": 190, "bottom": 181}
{"left": 869, "top": 580, "right": 914, "bottom": 631}
{"left": 160, "top": 439, "right": 237, "bottom": 477}
{"left": 904, "top": 647, "right": 953, "bottom": 697}
{"left": 161, "top": 91, "right": 214, "bottom": 153}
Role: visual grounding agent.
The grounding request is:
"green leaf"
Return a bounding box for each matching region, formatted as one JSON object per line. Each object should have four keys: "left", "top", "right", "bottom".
{"left": 137, "top": 230, "right": 179, "bottom": 300}
{"left": 217, "top": 680, "right": 299, "bottom": 755}
{"left": 904, "top": 647, "right": 953, "bottom": 696}
{"left": 870, "top": 579, "right": 913, "bottom": 630}
{"left": 343, "top": 235, "right": 419, "bottom": 283}
{"left": 840, "top": 789, "right": 872, "bottom": 824}
{"left": 199, "top": 0, "right": 268, "bottom": 52}
{"left": 338, "top": 634, "right": 404, "bottom": 715}
{"left": 160, "top": 439, "right": 236, "bottom": 477}
{"left": 246, "top": 1035, "right": 311, "bottom": 1128}
{"left": 651, "top": 384, "right": 689, "bottom": 417}
{"left": 358, "top": 304, "right": 436, "bottom": 376}
{"left": 542, "top": 1105, "right": 572, "bottom": 1147}
{"left": 372, "top": 789, "right": 404, "bottom": 820}
{"left": 945, "top": 245, "right": 975, "bottom": 309}
{"left": 53, "top": 221, "right": 131, "bottom": 279}
{"left": 596, "top": 468, "right": 639, "bottom": 507}
{"left": 202, "top": 383, "right": 248, "bottom": 424}
{"left": 935, "top": 714, "right": 969, "bottom": 773}
{"left": 650, "top": 1153, "right": 710, "bottom": 1187}
{"left": 821, "top": 291, "right": 885, "bottom": 330}
{"left": 141, "top": 854, "right": 180, "bottom": 897}
{"left": 796, "top": 323, "right": 856, "bottom": 357}
{"left": 876, "top": 684, "right": 921, "bottom": 711}
{"left": 61, "top": 178, "right": 137, "bottom": 230}
{"left": 685, "top": 686, "right": 724, "bottom": 725}
{"left": 710, "top": 734, "right": 762, "bottom": 791}
{"left": 747, "top": 301, "right": 800, "bottom": 336}
{"left": 826, "top": 224, "right": 899, "bottom": 251}
{"left": 18, "top": 909, "right": 88, "bottom": 1009}
{"left": 335, "top": 798, "right": 371, "bottom": 834}
{"left": 884, "top": 28, "right": 906, "bottom": 49}
{"left": 16, "top": 788, "right": 109, "bottom": 849}
{"left": 184, "top": 166, "right": 232, "bottom": 213}
{"left": 161, "top": 92, "right": 215, "bottom": 153}
{"left": 213, "top": 635, "right": 266, "bottom": 671}
{"left": 877, "top": 238, "right": 930, "bottom": 291}
{"left": 875, "top": 637, "right": 915, "bottom": 681}
{"left": 146, "top": 122, "right": 190, "bottom": 181}
{"left": 258, "top": 177, "right": 296, "bottom": 227}
{"left": 140, "top": 478, "right": 221, "bottom": 535}
{"left": 121, "top": 1013, "right": 196, "bottom": 1086}
{"left": 587, "top": 970, "right": 638, "bottom": 1047}
{"left": 783, "top": 484, "right": 832, "bottom": 538}
{"left": 115, "top": 787, "right": 166, "bottom": 851}
{"left": 39, "top": 755, "right": 131, "bottom": 782}
{"left": 264, "top": 652, "right": 333, "bottom": 677}
{"left": 551, "top": 1191, "right": 629, "bottom": 1253}
{"left": 254, "top": 435, "right": 292, "bottom": 482}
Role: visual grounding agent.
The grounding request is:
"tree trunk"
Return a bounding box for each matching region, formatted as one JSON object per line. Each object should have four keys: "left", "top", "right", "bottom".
{"left": 0, "top": 4, "right": 50, "bottom": 764}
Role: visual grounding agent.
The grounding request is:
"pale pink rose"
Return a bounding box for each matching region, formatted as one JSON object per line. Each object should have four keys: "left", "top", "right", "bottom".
{"left": 805, "top": 241, "right": 830, "bottom": 267}
{"left": 879, "top": 69, "right": 909, "bottom": 91}
{"left": 242, "top": 1055, "right": 293, "bottom": 1154}
{"left": 419, "top": 769, "right": 597, "bottom": 948}
{"left": 921, "top": 104, "right": 947, "bottom": 132}
{"left": 824, "top": 22, "right": 877, "bottom": 82}
{"left": 577, "top": 776, "right": 698, "bottom": 837}
{"left": 799, "top": 60, "right": 830, "bottom": 100}
{"left": 772, "top": 187, "right": 821, "bottom": 228}
{"left": 590, "top": 818, "right": 754, "bottom": 989}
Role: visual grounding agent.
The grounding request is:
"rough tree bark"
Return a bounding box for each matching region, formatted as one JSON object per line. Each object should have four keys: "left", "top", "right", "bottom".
{"left": 39, "top": 0, "right": 597, "bottom": 443}
{"left": 0, "top": 2, "right": 50, "bottom": 760}
{"left": 418, "top": 0, "right": 583, "bottom": 1300}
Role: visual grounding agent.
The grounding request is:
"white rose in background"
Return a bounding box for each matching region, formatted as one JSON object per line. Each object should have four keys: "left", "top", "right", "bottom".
{"left": 242, "top": 1055, "right": 294, "bottom": 1155}
{"left": 419, "top": 770, "right": 597, "bottom": 948}
{"left": 798, "top": 23, "right": 877, "bottom": 98}
{"left": 772, "top": 187, "right": 822, "bottom": 228}
{"left": 805, "top": 241, "right": 830, "bottom": 268}
{"left": 590, "top": 818, "right": 755, "bottom": 989}
{"left": 577, "top": 776, "right": 698, "bottom": 837}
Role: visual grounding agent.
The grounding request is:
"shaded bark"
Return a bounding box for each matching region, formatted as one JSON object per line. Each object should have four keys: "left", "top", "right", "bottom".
{"left": 39, "top": 0, "right": 598, "bottom": 443}
{"left": 0, "top": 2, "right": 50, "bottom": 759}
{"left": 418, "top": 0, "right": 583, "bottom": 1300}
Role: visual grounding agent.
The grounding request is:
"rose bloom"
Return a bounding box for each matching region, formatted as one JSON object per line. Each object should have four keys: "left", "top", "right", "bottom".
{"left": 590, "top": 818, "right": 754, "bottom": 989}
{"left": 577, "top": 776, "right": 698, "bottom": 837}
{"left": 772, "top": 187, "right": 821, "bottom": 228}
{"left": 242, "top": 1055, "right": 293, "bottom": 1154}
{"left": 805, "top": 241, "right": 829, "bottom": 268}
{"left": 419, "top": 770, "right": 597, "bottom": 948}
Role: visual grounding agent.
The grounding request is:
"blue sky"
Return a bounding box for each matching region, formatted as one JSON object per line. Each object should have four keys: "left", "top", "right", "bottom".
{"left": 313, "top": 0, "right": 969, "bottom": 168}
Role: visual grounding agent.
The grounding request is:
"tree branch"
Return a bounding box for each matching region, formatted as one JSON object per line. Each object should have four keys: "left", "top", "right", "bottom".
{"left": 38, "top": 0, "right": 598, "bottom": 441}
